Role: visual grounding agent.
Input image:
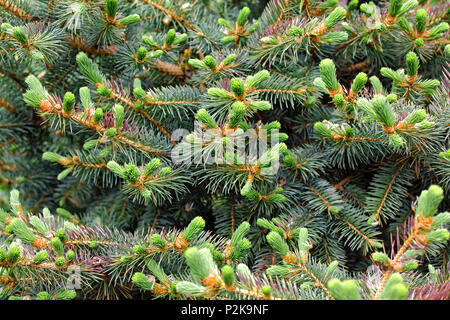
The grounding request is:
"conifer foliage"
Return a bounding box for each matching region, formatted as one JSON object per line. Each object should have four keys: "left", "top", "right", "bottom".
{"left": 0, "top": 0, "right": 449, "bottom": 300}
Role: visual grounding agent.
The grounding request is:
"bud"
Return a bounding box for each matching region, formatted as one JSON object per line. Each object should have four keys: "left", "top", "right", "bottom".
{"left": 119, "top": 14, "right": 140, "bottom": 25}
{"left": 228, "top": 102, "right": 246, "bottom": 128}
{"left": 389, "top": 134, "right": 405, "bottom": 148}
{"left": 426, "top": 229, "right": 449, "bottom": 243}
{"left": 33, "top": 250, "right": 48, "bottom": 264}
{"left": 266, "top": 265, "right": 290, "bottom": 277}
{"left": 54, "top": 290, "right": 76, "bottom": 300}
{"left": 404, "top": 109, "right": 426, "bottom": 125}
{"left": 415, "top": 9, "right": 427, "bottom": 33}
{"left": 218, "top": 18, "right": 231, "bottom": 29}
{"left": 333, "top": 94, "right": 345, "bottom": 107}
{"left": 56, "top": 207, "right": 74, "bottom": 220}
{"left": 261, "top": 285, "right": 271, "bottom": 297}
{"left": 222, "top": 36, "right": 235, "bottom": 44}
{"left": 231, "top": 222, "right": 250, "bottom": 247}
{"left": 372, "top": 252, "right": 390, "bottom": 264}
{"left": 386, "top": 93, "right": 398, "bottom": 103}
{"left": 230, "top": 78, "right": 245, "bottom": 96}
{"left": 221, "top": 265, "right": 235, "bottom": 286}
{"left": 1, "top": 23, "right": 12, "bottom": 32}
{"left": 388, "top": 0, "right": 403, "bottom": 17}
{"left": 36, "top": 292, "right": 51, "bottom": 300}
{"left": 106, "top": 127, "right": 117, "bottom": 138}
{"left": 223, "top": 54, "right": 236, "bottom": 66}
{"left": 132, "top": 272, "right": 154, "bottom": 290}
{"left": 327, "top": 278, "right": 361, "bottom": 300}
{"left": 351, "top": 72, "right": 368, "bottom": 94}
{"left": 12, "top": 27, "right": 27, "bottom": 45}
{"left": 267, "top": 193, "right": 285, "bottom": 203}
{"left": 66, "top": 250, "right": 75, "bottom": 262}
{"left": 289, "top": 26, "right": 303, "bottom": 36}
{"left": 165, "top": 29, "right": 176, "bottom": 45}
{"left": 203, "top": 55, "right": 217, "bottom": 70}
{"left": 7, "top": 245, "right": 21, "bottom": 263}
{"left": 428, "top": 22, "right": 449, "bottom": 40}
{"left": 150, "top": 234, "right": 166, "bottom": 249}
{"left": 54, "top": 257, "right": 66, "bottom": 267}
{"left": 398, "top": 0, "right": 418, "bottom": 16}
{"left": 402, "top": 260, "right": 418, "bottom": 271}
{"left": 416, "top": 185, "right": 444, "bottom": 217}
{"left": 380, "top": 273, "right": 408, "bottom": 300}
{"left": 246, "top": 70, "right": 270, "bottom": 88}
{"left": 93, "top": 108, "right": 104, "bottom": 124}
{"left": 380, "top": 67, "right": 402, "bottom": 83}
{"left": 348, "top": 0, "right": 359, "bottom": 11}
{"left": 42, "top": 152, "right": 63, "bottom": 163}
{"left": 133, "top": 244, "right": 147, "bottom": 254}
{"left": 237, "top": 7, "right": 250, "bottom": 26}
{"left": 51, "top": 237, "right": 64, "bottom": 256}
{"left": 184, "top": 216, "right": 205, "bottom": 241}
{"left": 142, "top": 35, "right": 157, "bottom": 48}
{"left": 266, "top": 231, "right": 289, "bottom": 256}
{"left": 9, "top": 218, "right": 36, "bottom": 244}
{"left": 104, "top": 0, "right": 118, "bottom": 18}
{"left": 324, "top": 7, "right": 347, "bottom": 29}
{"left": 319, "top": 59, "right": 339, "bottom": 91}
{"left": 107, "top": 161, "right": 124, "bottom": 177}
{"left": 136, "top": 46, "right": 147, "bottom": 61}
{"left": 248, "top": 101, "right": 271, "bottom": 111}
{"left": 207, "top": 87, "right": 230, "bottom": 99}
{"left": 325, "top": 261, "right": 339, "bottom": 277}
{"left": 240, "top": 180, "right": 253, "bottom": 197}
{"left": 56, "top": 228, "right": 66, "bottom": 242}
{"left": 405, "top": 52, "right": 419, "bottom": 76}
{"left": 415, "top": 38, "right": 424, "bottom": 47}
{"left": 97, "top": 85, "right": 112, "bottom": 97}
{"left": 314, "top": 122, "right": 332, "bottom": 137}
{"left": 173, "top": 33, "right": 187, "bottom": 45}
{"left": 196, "top": 109, "right": 217, "bottom": 128}
{"left": 236, "top": 263, "right": 252, "bottom": 279}
{"left": 188, "top": 59, "right": 206, "bottom": 69}
{"left": 432, "top": 211, "right": 450, "bottom": 228}
{"left": 372, "top": 95, "right": 397, "bottom": 127}
{"left": 159, "top": 167, "right": 171, "bottom": 177}
{"left": 176, "top": 281, "right": 203, "bottom": 297}
{"left": 144, "top": 158, "right": 162, "bottom": 176}
{"left": 123, "top": 164, "right": 141, "bottom": 183}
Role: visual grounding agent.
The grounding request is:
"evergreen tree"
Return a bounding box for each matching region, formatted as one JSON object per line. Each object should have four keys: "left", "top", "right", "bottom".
{"left": 0, "top": 0, "right": 449, "bottom": 300}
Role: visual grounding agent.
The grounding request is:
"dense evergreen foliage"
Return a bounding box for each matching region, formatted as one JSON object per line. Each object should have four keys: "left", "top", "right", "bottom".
{"left": 0, "top": 0, "right": 449, "bottom": 300}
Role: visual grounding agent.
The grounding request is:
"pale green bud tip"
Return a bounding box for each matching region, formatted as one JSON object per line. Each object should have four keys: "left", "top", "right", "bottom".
{"left": 237, "top": 7, "right": 251, "bottom": 26}
{"left": 42, "top": 152, "right": 63, "bottom": 163}
{"left": 266, "top": 231, "right": 288, "bottom": 256}
{"left": 405, "top": 109, "right": 427, "bottom": 124}
{"left": 165, "top": 29, "right": 176, "bottom": 45}
{"left": 150, "top": 234, "right": 166, "bottom": 249}
{"left": 184, "top": 216, "right": 205, "bottom": 241}
{"left": 319, "top": 59, "right": 339, "bottom": 91}
{"left": 106, "top": 128, "right": 117, "bottom": 138}
{"left": 119, "top": 14, "right": 140, "bottom": 25}
{"left": 325, "top": 7, "right": 347, "bottom": 29}
{"left": 313, "top": 122, "right": 331, "bottom": 137}
{"left": 352, "top": 72, "right": 368, "bottom": 93}
{"left": 123, "top": 164, "right": 141, "bottom": 183}
{"left": 416, "top": 184, "right": 444, "bottom": 217}
{"left": 221, "top": 265, "right": 235, "bottom": 286}
{"left": 132, "top": 272, "right": 154, "bottom": 290}
{"left": 372, "top": 252, "right": 390, "bottom": 264}
{"left": 405, "top": 51, "right": 419, "bottom": 76}
{"left": 12, "top": 27, "right": 27, "bottom": 44}
{"left": 261, "top": 285, "right": 271, "bottom": 297}
{"left": 63, "top": 92, "right": 75, "bottom": 111}
{"left": 203, "top": 55, "right": 217, "bottom": 70}
{"left": 223, "top": 54, "right": 236, "bottom": 66}
{"left": 196, "top": 109, "right": 216, "bottom": 128}
{"left": 230, "top": 78, "right": 245, "bottom": 96}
